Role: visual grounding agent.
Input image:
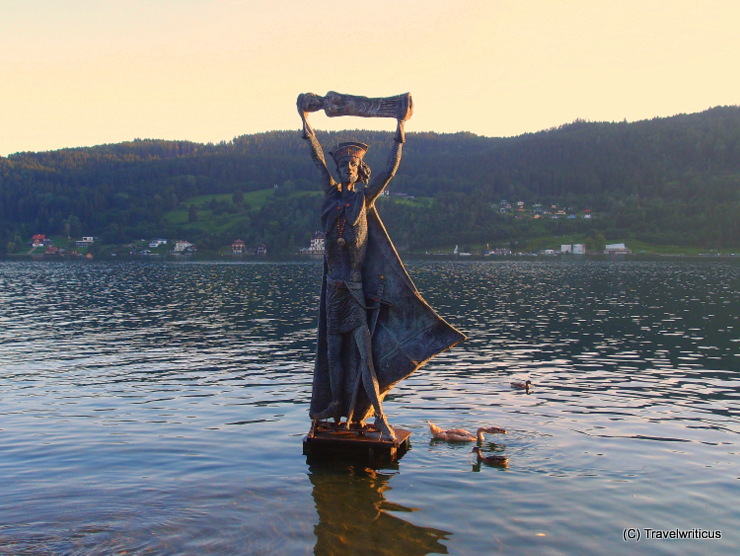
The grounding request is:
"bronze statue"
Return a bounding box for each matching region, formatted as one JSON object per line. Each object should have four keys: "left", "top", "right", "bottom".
{"left": 298, "top": 91, "right": 465, "bottom": 442}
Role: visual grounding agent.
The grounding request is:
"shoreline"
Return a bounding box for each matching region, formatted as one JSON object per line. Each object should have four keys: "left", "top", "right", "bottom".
{"left": 3, "top": 252, "right": 738, "bottom": 263}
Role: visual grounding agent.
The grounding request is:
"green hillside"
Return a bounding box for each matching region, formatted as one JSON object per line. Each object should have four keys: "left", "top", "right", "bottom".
{"left": 1, "top": 106, "right": 738, "bottom": 256}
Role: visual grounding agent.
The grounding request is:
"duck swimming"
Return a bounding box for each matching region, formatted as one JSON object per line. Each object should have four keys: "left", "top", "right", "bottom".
{"left": 471, "top": 446, "right": 509, "bottom": 466}
{"left": 428, "top": 421, "right": 506, "bottom": 442}
{"left": 510, "top": 380, "right": 533, "bottom": 392}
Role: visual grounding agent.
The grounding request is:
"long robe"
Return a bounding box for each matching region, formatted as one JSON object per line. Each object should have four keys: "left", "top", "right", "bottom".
{"left": 310, "top": 204, "right": 466, "bottom": 423}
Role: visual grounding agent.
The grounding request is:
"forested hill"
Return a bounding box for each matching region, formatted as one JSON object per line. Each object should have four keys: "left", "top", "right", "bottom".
{"left": 1, "top": 105, "right": 738, "bottom": 254}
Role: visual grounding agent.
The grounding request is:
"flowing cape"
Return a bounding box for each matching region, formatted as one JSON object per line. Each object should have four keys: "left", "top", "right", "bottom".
{"left": 310, "top": 205, "right": 466, "bottom": 422}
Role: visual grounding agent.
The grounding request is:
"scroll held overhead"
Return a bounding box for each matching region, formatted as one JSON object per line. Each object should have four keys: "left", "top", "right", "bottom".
{"left": 298, "top": 91, "right": 413, "bottom": 121}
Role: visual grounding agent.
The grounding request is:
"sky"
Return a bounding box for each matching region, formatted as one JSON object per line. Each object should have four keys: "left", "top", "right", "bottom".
{"left": 1, "top": 0, "right": 738, "bottom": 156}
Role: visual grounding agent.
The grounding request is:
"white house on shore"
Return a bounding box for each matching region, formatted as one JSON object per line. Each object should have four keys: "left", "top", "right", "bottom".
{"left": 300, "top": 231, "right": 325, "bottom": 255}
{"left": 75, "top": 236, "right": 95, "bottom": 247}
{"left": 561, "top": 243, "right": 586, "bottom": 254}
{"left": 149, "top": 238, "right": 167, "bottom": 248}
{"left": 173, "top": 240, "right": 195, "bottom": 253}
{"left": 604, "top": 243, "right": 632, "bottom": 255}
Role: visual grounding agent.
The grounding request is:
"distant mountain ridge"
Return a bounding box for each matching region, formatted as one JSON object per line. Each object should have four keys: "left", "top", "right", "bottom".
{"left": 1, "top": 106, "right": 738, "bottom": 254}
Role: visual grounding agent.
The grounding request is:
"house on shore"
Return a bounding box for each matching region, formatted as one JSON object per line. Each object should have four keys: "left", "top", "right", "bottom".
{"left": 31, "top": 234, "right": 50, "bottom": 247}
{"left": 173, "top": 240, "right": 195, "bottom": 253}
{"left": 300, "top": 231, "right": 325, "bottom": 255}
{"left": 75, "top": 236, "right": 95, "bottom": 248}
{"left": 561, "top": 244, "right": 586, "bottom": 255}
{"left": 149, "top": 238, "right": 168, "bottom": 248}
{"left": 232, "top": 239, "right": 247, "bottom": 254}
{"left": 604, "top": 243, "right": 632, "bottom": 255}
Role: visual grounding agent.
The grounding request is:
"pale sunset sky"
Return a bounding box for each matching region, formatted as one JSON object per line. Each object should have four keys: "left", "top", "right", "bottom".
{"left": 1, "top": 0, "right": 738, "bottom": 156}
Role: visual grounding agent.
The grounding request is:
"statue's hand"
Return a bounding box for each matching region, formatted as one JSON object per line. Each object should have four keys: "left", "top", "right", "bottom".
{"left": 298, "top": 93, "right": 324, "bottom": 114}
{"left": 297, "top": 94, "right": 315, "bottom": 139}
{"left": 297, "top": 94, "right": 309, "bottom": 119}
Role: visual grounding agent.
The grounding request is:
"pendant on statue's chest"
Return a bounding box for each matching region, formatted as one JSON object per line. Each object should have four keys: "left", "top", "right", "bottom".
{"left": 337, "top": 238, "right": 346, "bottom": 247}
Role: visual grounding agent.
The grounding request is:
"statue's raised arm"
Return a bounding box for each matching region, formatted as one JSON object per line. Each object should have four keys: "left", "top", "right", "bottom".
{"left": 297, "top": 94, "right": 333, "bottom": 191}
{"left": 364, "top": 119, "right": 405, "bottom": 204}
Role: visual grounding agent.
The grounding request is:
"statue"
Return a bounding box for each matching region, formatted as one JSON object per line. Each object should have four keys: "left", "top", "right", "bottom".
{"left": 298, "top": 91, "right": 465, "bottom": 443}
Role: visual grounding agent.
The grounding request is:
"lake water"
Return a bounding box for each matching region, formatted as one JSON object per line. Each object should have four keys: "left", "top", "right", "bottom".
{"left": 0, "top": 258, "right": 737, "bottom": 555}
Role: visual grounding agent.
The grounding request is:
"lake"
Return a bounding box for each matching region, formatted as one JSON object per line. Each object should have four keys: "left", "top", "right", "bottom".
{"left": 0, "top": 258, "right": 737, "bottom": 555}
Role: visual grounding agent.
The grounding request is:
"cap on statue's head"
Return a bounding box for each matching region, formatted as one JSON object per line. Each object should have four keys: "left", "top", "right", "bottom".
{"left": 329, "top": 141, "right": 368, "bottom": 165}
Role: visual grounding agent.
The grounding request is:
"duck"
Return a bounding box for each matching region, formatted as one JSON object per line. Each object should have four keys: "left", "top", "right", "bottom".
{"left": 428, "top": 421, "right": 506, "bottom": 442}
{"left": 471, "top": 446, "right": 509, "bottom": 466}
{"left": 510, "top": 380, "right": 533, "bottom": 392}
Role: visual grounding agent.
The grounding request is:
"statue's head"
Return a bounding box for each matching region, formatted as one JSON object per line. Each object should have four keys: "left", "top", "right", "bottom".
{"left": 329, "top": 142, "right": 371, "bottom": 187}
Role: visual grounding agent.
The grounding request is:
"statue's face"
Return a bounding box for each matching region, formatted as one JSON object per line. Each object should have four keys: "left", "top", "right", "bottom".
{"left": 337, "top": 158, "right": 359, "bottom": 186}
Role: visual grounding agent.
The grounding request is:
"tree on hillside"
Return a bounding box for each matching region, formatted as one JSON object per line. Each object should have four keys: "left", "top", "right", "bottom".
{"left": 1, "top": 106, "right": 738, "bottom": 253}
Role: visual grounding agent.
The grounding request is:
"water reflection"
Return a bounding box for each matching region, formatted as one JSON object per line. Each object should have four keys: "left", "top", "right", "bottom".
{"left": 309, "top": 463, "right": 450, "bottom": 555}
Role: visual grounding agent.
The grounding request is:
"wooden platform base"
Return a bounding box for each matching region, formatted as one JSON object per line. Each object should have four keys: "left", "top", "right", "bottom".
{"left": 303, "top": 422, "right": 411, "bottom": 464}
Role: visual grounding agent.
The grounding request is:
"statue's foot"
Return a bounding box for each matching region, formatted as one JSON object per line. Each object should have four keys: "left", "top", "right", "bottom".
{"left": 343, "top": 419, "right": 367, "bottom": 432}
{"left": 374, "top": 415, "right": 397, "bottom": 442}
{"left": 313, "top": 401, "right": 342, "bottom": 423}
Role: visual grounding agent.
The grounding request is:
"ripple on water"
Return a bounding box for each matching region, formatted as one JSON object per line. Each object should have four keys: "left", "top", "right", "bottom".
{"left": 0, "top": 259, "right": 738, "bottom": 554}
